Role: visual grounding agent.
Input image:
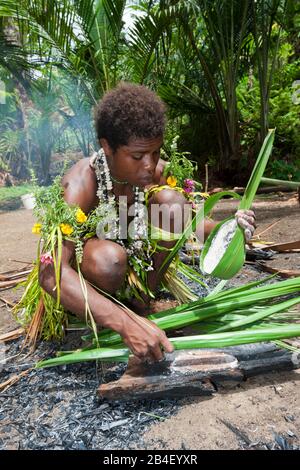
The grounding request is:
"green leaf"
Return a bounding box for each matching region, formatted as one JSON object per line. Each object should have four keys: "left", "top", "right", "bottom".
{"left": 159, "top": 191, "right": 241, "bottom": 272}
{"left": 239, "top": 129, "right": 275, "bottom": 210}
{"left": 36, "top": 346, "right": 130, "bottom": 368}
{"left": 37, "top": 323, "right": 300, "bottom": 368}
{"left": 200, "top": 130, "right": 276, "bottom": 279}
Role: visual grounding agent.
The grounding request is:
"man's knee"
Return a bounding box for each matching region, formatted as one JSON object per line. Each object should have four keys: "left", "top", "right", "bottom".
{"left": 149, "top": 188, "right": 190, "bottom": 234}
{"left": 81, "top": 239, "right": 127, "bottom": 290}
{"left": 90, "top": 240, "right": 126, "bottom": 264}
{"left": 150, "top": 188, "right": 186, "bottom": 206}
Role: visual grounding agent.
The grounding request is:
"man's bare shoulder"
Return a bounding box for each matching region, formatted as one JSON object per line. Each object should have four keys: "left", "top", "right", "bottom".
{"left": 61, "top": 158, "right": 98, "bottom": 213}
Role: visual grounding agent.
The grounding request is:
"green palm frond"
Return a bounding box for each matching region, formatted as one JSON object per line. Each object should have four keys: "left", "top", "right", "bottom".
{"left": 37, "top": 322, "right": 300, "bottom": 368}
{"left": 0, "top": 33, "right": 33, "bottom": 89}
{"left": 0, "top": 0, "right": 128, "bottom": 97}
{"left": 159, "top": 190, "right": 241, "bottom": 273}
{"left": 158, "top": 81, "right": 213, "bottom": 117}
{"left": 127, "top": 6, "right": 173, "bottom": 83}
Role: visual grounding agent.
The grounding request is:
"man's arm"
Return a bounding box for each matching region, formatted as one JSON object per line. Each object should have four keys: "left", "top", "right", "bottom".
{"left": 39, "top": 240, "right": 173, "bottom": 362}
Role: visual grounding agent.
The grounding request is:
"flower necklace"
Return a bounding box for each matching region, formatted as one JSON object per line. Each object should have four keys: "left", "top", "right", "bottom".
{"left": 92, "top": 148, "right": 153, "bottom": 272}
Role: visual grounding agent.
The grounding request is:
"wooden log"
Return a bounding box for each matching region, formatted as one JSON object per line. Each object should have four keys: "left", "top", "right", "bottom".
{"left": 209, "top": 343, "right": 299, "bottom": 379}
{"left": 98, "top": 343, "right": 300, "bottom": 401}
{"left": 99, "top": 350, "right": 243, "bottom": 401}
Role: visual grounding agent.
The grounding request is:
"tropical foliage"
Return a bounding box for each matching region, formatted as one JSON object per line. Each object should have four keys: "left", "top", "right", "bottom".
{"left": 0, "top": 0, "right": 299, "bottom": 183}
{"left": 1, "top": 1, "right": 299, "bottom": 367}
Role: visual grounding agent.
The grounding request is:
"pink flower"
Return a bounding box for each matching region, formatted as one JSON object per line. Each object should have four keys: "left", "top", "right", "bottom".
{"left": 183, "top": 178, "right": 195, "bottom": 193}
{"left": 184, "top": 179, "right": 195, "bottom": 187}
{"left": 183, "top": 186, "right": 193, "bottom": 193}
{"left": 40, "top": 252, "right": 54, "bottom": 265}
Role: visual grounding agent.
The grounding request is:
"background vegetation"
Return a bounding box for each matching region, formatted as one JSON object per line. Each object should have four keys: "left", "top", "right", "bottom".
{"left": 0, "top": 0, "right": 299, "bottom": 186}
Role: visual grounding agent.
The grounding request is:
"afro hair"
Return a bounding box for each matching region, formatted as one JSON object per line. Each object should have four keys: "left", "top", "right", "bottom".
{"left": 94, "top": 82, "right": 166, "bottom": 151}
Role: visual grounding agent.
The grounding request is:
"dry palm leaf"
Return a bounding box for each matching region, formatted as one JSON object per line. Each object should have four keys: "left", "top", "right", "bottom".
{"left": 23, "top": 297, "right": 45, "bottom": 350}
{"left": 0, "top": 278, "right": 29, "bottom": 290}
{"left": 0, "top": 369, "right": 32, "bottom": 392}
{"left": 254, "top": 219, "right": 281, "bottom": 238}
{"left": 0, "top": 328, "right": 25, "bottom": 342}
{"left": 0, "top": 296, "right": 15, "bottom": 308}
{"left": 0, "top": 267, "right": 32, "bottom": 282}
{"left": 261, "top": 240, "right": 300, "bottom": 253}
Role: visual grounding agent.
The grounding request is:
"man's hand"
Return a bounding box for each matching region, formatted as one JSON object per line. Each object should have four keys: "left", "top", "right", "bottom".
{"left": 120, "top": 314, "right": 174, "bottom": 363}
{"left": 235, "top": 209, "right": 256, "bottom": 242}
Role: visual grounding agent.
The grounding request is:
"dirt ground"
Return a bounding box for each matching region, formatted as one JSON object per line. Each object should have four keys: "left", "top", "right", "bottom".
{"left": 0, "top": 192, "right": 300, "bottom": 450}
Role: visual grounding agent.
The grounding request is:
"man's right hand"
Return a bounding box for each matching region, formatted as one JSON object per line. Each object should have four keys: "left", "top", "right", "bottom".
{"left": 120, "top": 313, "right": 174, "bottom": 362}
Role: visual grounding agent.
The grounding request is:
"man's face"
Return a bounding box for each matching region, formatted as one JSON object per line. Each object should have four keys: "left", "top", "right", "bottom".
{"left": 101, "top": 136, "right": 163, "bottom": 188}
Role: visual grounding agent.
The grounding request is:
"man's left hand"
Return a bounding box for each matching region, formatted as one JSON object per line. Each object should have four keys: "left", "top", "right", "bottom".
{"left": 235, "top": 209, "right": 256, "bottom": 242}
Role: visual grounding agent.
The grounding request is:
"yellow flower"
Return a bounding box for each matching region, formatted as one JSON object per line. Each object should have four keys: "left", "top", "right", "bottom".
{"left": 32, "top": 223, "right": 42, "bottom": 234}
{"left": 76, "top": 208, "right": 87, "bottom": 224}
{"left": 60, "top": 223, "right": 74, "bottom": 236}
{"left": 200, "top": 192, "right": 210, "bottom": 199}
{"left": 167, "top": 175, "right": 177, "bottom": 187}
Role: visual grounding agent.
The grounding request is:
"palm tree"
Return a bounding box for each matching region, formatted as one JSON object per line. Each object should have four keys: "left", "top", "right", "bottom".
{"left": 129, "top": 0, "right": 289, "bottom": 177}
{"left": 0, "top": 15, "right": 34, "bottom": 178}
{"left": 0, "top": 0, "right": 129, "bottom": 180}
{"left": 251, "top": 0, "right": 287, "bottom": 142}
{"left": 0, "top": 0, "right": 128, "bottom": 102}
{"left": 129, "top": 0, "right": 252, "bottom": 175}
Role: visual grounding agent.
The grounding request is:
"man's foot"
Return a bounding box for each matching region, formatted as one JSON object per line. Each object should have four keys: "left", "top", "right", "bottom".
{"left": 125, "top": 298, "right": 151, "bottom": 317}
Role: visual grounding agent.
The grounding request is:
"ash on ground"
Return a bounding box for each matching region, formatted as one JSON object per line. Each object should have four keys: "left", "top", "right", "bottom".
{"left": 0, "top": 334, "right": 180, "bottom": 450}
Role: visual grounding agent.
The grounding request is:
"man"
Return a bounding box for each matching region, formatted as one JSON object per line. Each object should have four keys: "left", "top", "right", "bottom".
{"left": 39, "top": 83, "right": 256, "bottom": 363}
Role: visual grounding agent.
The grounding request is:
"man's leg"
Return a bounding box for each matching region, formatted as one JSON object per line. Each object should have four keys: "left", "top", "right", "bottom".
{"left": 80, "top": 239, "right": 128, "bottom": 294}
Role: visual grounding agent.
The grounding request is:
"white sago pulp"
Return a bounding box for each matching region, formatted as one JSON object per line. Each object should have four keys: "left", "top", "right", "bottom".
{"left": 203, "top": 218, "right": 238, "bottom": 274}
